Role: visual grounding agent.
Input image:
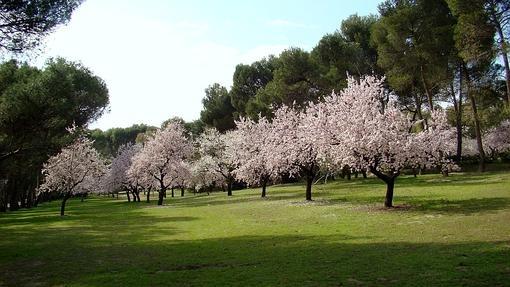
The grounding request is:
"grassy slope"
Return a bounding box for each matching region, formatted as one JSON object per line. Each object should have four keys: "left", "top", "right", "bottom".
{"left": 0, "top": 172, "right": 509, "bottom": 286}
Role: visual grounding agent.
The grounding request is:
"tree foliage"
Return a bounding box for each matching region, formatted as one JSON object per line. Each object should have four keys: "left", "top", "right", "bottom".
{"left": 230, "top": 57, "right": 277, "bottom": 118}
{"left": 200, "top": 83, "right": 236, "bottom": 132}
{"left": 372, "top": 0, "right": 456, "bottom": 111}
{"left": 89, "top": 124, "right": 156, "bottom": 158}
{"left": 246, "top": 48, "right": 321, "bottom": 118}
{"left": 0, "top": 58, "right": 109, "bottom": 211}
{"left": 0, "top": 0, "right": 83, "bottom": 54}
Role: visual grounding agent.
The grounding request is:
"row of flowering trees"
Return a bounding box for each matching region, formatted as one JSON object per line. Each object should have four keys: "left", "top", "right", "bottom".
{"left": 39, "top": 76, "right": 510, "bottom": 215}
{"left": 462, "top": 120, "right": 510, "bottom": 159}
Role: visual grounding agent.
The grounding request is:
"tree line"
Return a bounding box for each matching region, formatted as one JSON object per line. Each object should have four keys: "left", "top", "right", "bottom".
{"left": 39, "top": 76, "right": 510, "bottom": 216}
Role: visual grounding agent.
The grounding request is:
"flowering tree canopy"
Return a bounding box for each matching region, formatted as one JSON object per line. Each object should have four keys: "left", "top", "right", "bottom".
{"left": 172, "top": 161, "right": 192, "bottom": 196}
{"left": 259, "top": 106, "right": 323, "bottom": 200}
{"left": 235, "top": 116, "right": 282, "bottom": 197}
{"left": 196, "top": 128, "right": 241, "bottom": 196}
{"left": 486, "top": 120, "right": 510, "bottom": 157}
{"left": 308, "top": 76, "right": 455, "bottom": 207}
{"left": 129, "top": 122, "right": 192, "bottom": 205}
{"left": 189, "top": 158, "right": 225, "bottom": 193}
{"left": 39, "top": 136, "right": 106, "bottom": 215}
{"left": 108, "top": 143, "right": 143, "bottom": 202}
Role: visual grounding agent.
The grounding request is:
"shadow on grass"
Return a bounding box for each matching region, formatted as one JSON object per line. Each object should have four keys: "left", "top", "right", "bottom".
{"left": 0, "top": 198, "right": 198, "bottom": 249}
{"left": 0, "top": 233, "right": 508, "bottom": 286}
{"left": 0, "top": 198, "right": 196, "bottom": 225}
{"left": 321, "top": 172, "right": 509, "bottom": 191}
{"left": 409, "top": 197, "right": 510, "bottom": 214}
{"left": 168, "top": 190, "right": 307, "bottom": 208}
{"left": 324, "top": 195, "right": 510, "bottom": 215}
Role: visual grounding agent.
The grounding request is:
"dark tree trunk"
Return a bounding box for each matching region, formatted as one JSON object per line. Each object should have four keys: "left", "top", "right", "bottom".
{"left": 146, "top": 190, "right": 150, "bottom": 203}
{"left": 494, "top": 17, "right": 510, "bottom": 104}
{"left": 0, "top": 198, "right": 6, "bottom": 212}
{"left": 126, "top": 191, "right": 131, "bottom": 202}
{"left": 60, "top": 193, "right": 71, "bottom": 216}
{"left": 26, "top": 186, "right": 36, "bottom": 208}
{"left": 420, "top": 65, "right": 434, "bottom": 111}
{"left": 305, "top": 174, "right": 313, "bottom": 201}
{"left": 465, "top": 68, "right": 486, "bottom": 172}
{"left": 180, "top": 187, "right": 185, "bottom": 197}
{"left": 369, "top": 167, "right": 399, "bottom": 208}
{"left": 384, "top": 178, "right": 395, "bottom": 208}
{"left": 502, "top": 49, "right": 510, "bottom": 104}
{"left": 342, "top": 165, "right": 351, "bottom": 180}
{"left": 34, "top": 194, "right": 39, "bottom": 207}
{"left": 9, "top": 192, "right": 19, "bottom": 211}
{"left": 455, "top": 114, "right": 463, "bottom": 162}
{"left": 20, "top": 186, "right": 27, "bottom": 209}
{"left": 171, "top": 187, "right": 174, "bottom": 198}
{"left": 361, "top": 169, "right": 367, "bottom": 179}
{"left": 227, "top": 179, "right": 233, "bottom": 196}
{"left": 7, "top": 178, "right": 19, "bottom": 211}
{"left": 158, "top": 189, "right": 165, "bottom": 205}
{"left": 453, "top": 64, "right": 463, "bottom": 162}
{"left": 472, "top": 95, "right": 486, "bottom": 172}
{"left": 413, "top": 92, "right": 426, "bottom": 130}
{"left": 0, "top": 184, "right": 7, "bottom": 212}
{"left": 81, "top": 194, "right": 85, "bottom": 202}
{"left": 261, "top": 177, "right": 269, "bottom": 198}
{"left": 158, "top": 178, "right": 166, "bottom": 205}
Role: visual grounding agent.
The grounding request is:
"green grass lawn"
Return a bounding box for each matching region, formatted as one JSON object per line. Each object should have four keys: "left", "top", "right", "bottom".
{"left": 1, "top": 172, "right": 509, "bottom": 286}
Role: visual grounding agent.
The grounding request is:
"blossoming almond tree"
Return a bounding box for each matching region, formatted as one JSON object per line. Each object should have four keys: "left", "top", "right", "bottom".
{"left": 39, "top": 136, "right": 106, "bottom": 216}
{"left": 196, "top": 128, "right": 241, "bottom": 196}
{"left": 265, "top": 106, "right": 322, "bottom": 201}
{"left": 75, "top": 171, "right": 110, "bottom": 201}
{"left": 109, "top": 143, "right": 142, "bottom": 202}
{"left": 235, "top": 116, "right": 282, "bottom": 197}
{"left": 127, "top": 153, "right": 155, "bottom": 203}
{"left": 129, "top": 122, "right": 192, "bottom": 205}
{"left": 486, "top": 120, "right": 510, "bottom": 157}
{"left": 189, "top": 157, "right": 225, "bottom": 194}
{"left": 309, "top": 76, "right": 455, "bottom": 207}
{"left": 172, "top": 161, "right": 192, "bottom": 197}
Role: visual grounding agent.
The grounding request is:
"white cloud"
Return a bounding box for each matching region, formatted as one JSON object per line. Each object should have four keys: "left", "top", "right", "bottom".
{"left": 34, "top": 1, "right": 288, "bottom": 130}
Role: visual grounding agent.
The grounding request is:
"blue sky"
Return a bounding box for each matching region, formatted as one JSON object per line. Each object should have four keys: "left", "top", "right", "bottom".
{"left": 38, "top": 0, "right": 382, "bottom": 130}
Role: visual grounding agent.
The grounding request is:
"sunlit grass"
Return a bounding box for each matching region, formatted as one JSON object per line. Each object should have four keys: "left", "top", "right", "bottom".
{"left": 1, "top": 171, "right": 509, "bottom": 286}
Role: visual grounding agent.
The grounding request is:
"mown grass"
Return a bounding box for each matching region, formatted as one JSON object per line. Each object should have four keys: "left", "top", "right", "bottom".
{"left": 0, "top": 171, "right": 509, "bottom": 286}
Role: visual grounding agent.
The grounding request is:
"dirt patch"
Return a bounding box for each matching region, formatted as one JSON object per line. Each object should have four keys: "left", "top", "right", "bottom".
{"left": 351, "top": 203, "right": 414, "bottom": 213}
{"left": 288, "top": 199, "right": 333, "bottom": 206}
